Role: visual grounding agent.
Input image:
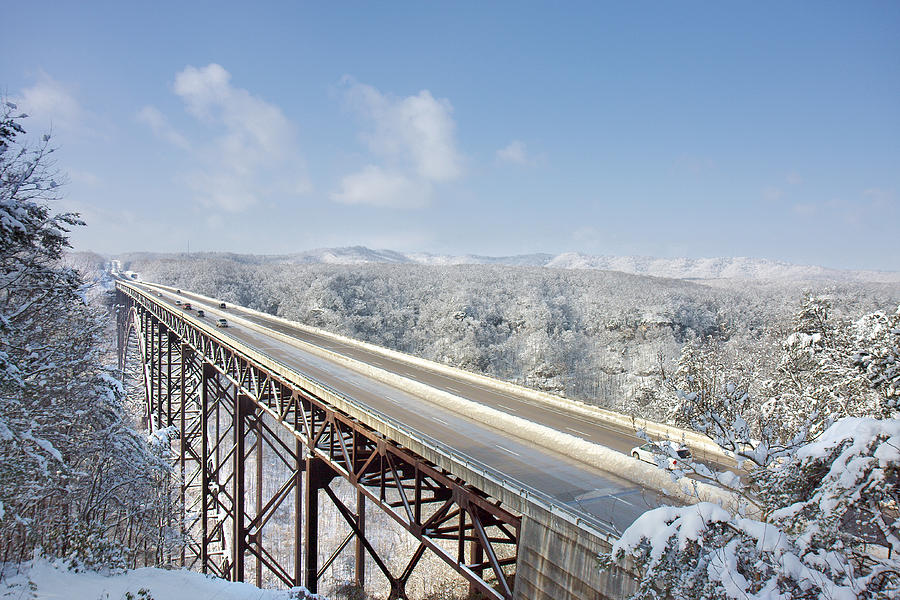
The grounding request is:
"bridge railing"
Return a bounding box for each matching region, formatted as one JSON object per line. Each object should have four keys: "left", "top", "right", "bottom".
{"left": 118, "top": 280, "right": 633, "bottom": 599}
{"left": 118, "top": 280, "right": 619, "bottom": 542}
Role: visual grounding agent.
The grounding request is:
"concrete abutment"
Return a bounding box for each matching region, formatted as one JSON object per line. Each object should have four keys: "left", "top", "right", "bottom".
{"left": 514, "top": 506, "right": 636, "bottom": 600}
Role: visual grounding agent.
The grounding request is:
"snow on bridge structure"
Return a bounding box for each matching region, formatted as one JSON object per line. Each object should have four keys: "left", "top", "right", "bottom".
{"left": 115, "top": 279, "right": 684, "bottom": 599}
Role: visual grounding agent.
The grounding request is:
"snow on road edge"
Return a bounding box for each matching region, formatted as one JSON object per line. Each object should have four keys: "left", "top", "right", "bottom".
{"left": 148, "top": 282, "right": 736, "bottom": 511}
{"left": 143, "top": 281, "right": 728, "bottom": 458}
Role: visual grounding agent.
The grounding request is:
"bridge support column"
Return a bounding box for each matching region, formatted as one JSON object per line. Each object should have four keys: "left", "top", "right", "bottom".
{"left": 232, "top": 393, "right": 249, "bottom": 582}
{"left": 166, "top": 331, "right": 177, "bottom": 428}
{"left": 294, "top": 438, "right": 304, "bottom": 587}
{"left": 200, "top": 362, "right": 215, "bottom": 574}
{"left": 355, "top": 488, "right": 366, "bottom": 590}
{"left": 254, "top": 415, "right": 263, "bottom": 589}
{"left": 304, "top": 456, "right": 336, "bottom": 594}
{"left": 470, "top": 529, "right": 485, "bottom": 598}
{"left": 179, "top": 342, "right": 191, "bottom": 568}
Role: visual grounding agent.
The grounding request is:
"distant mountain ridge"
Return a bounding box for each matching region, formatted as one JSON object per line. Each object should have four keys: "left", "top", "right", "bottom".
{"left": 115, "top": 246, "right": 899, "bottom": 283}
{"left": 271, "top": 246, "right": 899, "bottom": 283}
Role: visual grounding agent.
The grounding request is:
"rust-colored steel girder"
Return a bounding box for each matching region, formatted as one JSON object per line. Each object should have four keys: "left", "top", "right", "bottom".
{"left": 116, "top": 284, "right": 521, "bottom": 599}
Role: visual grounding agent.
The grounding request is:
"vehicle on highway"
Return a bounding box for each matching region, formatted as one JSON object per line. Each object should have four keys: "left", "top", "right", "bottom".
{"left": 216, "top": 318, "right": 228, "bottom": 328}
{"left": 197, "top": 310, "right": 205, "bottom": 317}
{"left": 631, "top": 441, "right": 692, "bottom": 470}
{"left": 175, "top": 299, "right": 182, "bottom": 306}
{"left": 183, "top": 303, "right": 192, "bottom": 310}
{"left": 219, "top": 302, "right": 227, "bottom": 309}
{"left": 157, "top": 292, "right": 162, "bottom": 297}
{"left": 176, "top": 289, "right": 181, "bottom": 293}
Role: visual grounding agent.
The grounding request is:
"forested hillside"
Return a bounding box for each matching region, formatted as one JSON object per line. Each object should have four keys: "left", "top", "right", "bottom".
{"left": 0, "top": 105, "right": 175, "bottom": 574}
{"left": 123, "top": 253, "right": 900, "bottom": 426}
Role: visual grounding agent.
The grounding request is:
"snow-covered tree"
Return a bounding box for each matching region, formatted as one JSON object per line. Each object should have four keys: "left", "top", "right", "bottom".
{"left": 605, "top": 303, "right": 900, "bottom": 600}
{"left": 0, "top": 103, "right": 175, "bottom": 569}
{"left": 853, "top": 306, "right": 900, "bottom": 417}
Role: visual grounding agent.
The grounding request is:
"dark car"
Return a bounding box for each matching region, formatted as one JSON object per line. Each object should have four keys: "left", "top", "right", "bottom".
{"left": 197, "top": 310, "right": 205, "bottom": 317}
{"left": 219, "top": 302, "right": 227, "bottom": 309}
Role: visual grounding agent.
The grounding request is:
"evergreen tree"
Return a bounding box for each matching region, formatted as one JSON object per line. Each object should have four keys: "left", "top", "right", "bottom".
{"left": 0, "top": 103, "right": 175, "bottom": 569}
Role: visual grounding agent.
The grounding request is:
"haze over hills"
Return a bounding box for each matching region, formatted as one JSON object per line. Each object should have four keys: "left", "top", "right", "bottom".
{"left": 119, "top": 246, "right": 900, "bottom": 284}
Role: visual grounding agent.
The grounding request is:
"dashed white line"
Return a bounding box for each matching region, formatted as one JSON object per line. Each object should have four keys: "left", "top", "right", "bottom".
{"left": 496, "top": 403, "right": 515, "bottom": 412}
{"left": 494, "top": 444, "right": 520, "bottom": 456}
{"left": 566, "top": 427, "right": 591, "bottom": 437}
{"left": 430, "top": 416, "right": 449, "bottom": 425}
{"left": 613, "top": 496, "right": 636, "bottom": 507}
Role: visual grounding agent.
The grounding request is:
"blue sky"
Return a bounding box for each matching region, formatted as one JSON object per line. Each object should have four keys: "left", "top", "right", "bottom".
{"left": 3, "top": 2, "right": 898, "bottom": 270}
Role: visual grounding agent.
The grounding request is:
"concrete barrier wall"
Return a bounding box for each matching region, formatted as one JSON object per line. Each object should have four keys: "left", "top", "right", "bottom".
{"left": 144, "top": 281, "right": 732, "bottom": 508}
{"left": 515, "top": 505, "right": 637, "bottom": 600}
{"left": 142, "top": 280, "right": 729, "bottom": 459}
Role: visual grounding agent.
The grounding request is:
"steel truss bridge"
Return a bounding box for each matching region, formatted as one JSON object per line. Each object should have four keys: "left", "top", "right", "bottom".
{"left": 116, "top": 280, "right": 643, "bottom": 600}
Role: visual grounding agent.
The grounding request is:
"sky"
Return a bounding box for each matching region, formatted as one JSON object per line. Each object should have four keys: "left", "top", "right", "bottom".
{"left": 2, "top": 2, "right": 898, "bottom": 270}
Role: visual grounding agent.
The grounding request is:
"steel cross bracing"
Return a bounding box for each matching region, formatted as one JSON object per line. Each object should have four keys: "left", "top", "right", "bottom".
{"left": 116, "top": 284, "right": 521, "bottom": 599}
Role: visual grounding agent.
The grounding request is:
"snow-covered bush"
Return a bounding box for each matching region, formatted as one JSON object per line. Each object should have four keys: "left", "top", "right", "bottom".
{"left": 607, "top": 417, "right": 899, "bottom": 599}
{"left": 0, "top": 104, "right": 175, "bottom": 569}
{"left": 605, "top": 304, "right": 900, "bottom": 600}
{"left": 853, "top": 306, "right": 900, "bottom": 417}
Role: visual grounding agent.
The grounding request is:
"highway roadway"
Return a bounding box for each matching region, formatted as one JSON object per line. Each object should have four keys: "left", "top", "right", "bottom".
{"left": 132, "top": 281, "right": 678, "bottom": 534}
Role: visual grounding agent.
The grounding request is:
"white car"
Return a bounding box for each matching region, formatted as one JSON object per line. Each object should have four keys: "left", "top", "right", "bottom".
{"left": 631, "top": 441, "right": 692, "bottom": 470}
{"left": 216, "top": 318, "right": 228, "bottom": 328}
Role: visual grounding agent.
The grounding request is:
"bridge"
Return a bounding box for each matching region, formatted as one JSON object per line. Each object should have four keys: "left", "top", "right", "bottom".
{"left": 115, "top": 279, "right": 696, "bottom": 599}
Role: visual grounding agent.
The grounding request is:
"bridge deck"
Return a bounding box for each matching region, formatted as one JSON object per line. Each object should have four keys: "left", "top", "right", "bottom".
{"left": 133, "top": 281, "right": 673, "bottom": 535}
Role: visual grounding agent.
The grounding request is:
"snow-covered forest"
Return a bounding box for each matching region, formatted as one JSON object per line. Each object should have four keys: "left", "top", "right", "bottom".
{"left": 603, "top": 299, "right": 899, "bottom": 598}
{"left": 122, "top": 252, "right": 900, "bottom": 426}
{"left": 0, "top": 104, "right": 210, "bottom": 597}
{"left": 117, "top": 254, "right": 900, "bottom": 598}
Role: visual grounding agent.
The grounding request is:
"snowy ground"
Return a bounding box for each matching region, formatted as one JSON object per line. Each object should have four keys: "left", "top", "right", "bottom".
{"left": 0, "top": 559, "right": 323, "bottom": 600}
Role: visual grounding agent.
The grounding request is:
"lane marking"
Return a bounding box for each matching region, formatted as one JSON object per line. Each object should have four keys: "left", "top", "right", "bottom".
{"left": 149, "top": 287, "right": 647, "bottom": 455}
{"left": 430, "top": 416, "right": 449, "bottom": 425}
{"left": 494, "top": 444, "right": 520, "bottom": 456}
{"left": 613, "top": 496, "right": 636, "bottom": 507}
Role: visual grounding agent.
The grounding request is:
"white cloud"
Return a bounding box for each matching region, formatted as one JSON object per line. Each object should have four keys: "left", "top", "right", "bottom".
{"left": 137, "top": 105, "right": 190, "bottom": 149}
{"left": 332, "top": 165, "right": 430, "bottom": 208}
{"left": 344, "top": 79, "right": 463, "bottom": 182}
{"left": 16, "top": 73, "right": 101, "bottom": 137}
{"left": 496, "top": 140, "right": 532, "bottom": 165}
{"left": 67, "top": 169, "right": 101, "bottom": 187}
{"left": 763, "top": 187, "right": 784, "bottom": 201}
{"left": 333, "top": 78, "right": 463, "bottom": 209}
{"left": 863, "top": 188, "right": 895, "bottom": 209}
{"left": 140, "top": 63, "right": 310, "bottom": 212}
{"left": 185, "top": 171, "right": 259, "bottom": 212}
{"left": 673, "top": 154, "right": 715, "bottom": 175}
{"left": 793, "top": 203, "right": 817, "bottom": 217}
